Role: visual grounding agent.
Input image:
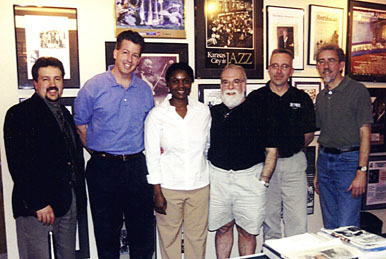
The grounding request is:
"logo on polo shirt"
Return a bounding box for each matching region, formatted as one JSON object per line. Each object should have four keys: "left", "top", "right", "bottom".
{"left": 289, "top": 102, "right": 301, "bottom": 109}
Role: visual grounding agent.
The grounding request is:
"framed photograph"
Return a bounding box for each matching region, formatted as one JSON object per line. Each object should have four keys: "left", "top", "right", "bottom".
{"left": 266, "top": 6, "right": 304, "bottom": 70}
{"left": 291, "top": 77, "right": 324, "bottom": 104}
{"left": 106, "top": 42, "right": 188, "bottom": 105}
{"left": 195, "top": 0, "right": 264, "bottom": 79}
{"left": 114, "top": 0, "right": 186, "bottom": 39}
{"left": 369, "top": 88, "right": 386, "bottom": 154}
{"left": 347, "top": 1, "right": 386, "bottom": 82}
{"left": 198, "top": 83, "right": 264, "bottom": 106}
{"left": 198, "top": 84, "right": 221, "bottom": 107}
{"left": 308, "top": 5, "right": 344, "bottom": 65}
{"left": 13, "top": 5, "right": 80, "bottom": 89}
{"left": 362, "top": 155, "right": 386, "bottom": 210}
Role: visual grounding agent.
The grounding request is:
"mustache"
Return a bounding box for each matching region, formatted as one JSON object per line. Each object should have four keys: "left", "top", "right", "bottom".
{"left": 47, "top": 86, "right": 59, "bottom": 91}
{"left": 322, "top": 69, "right": 332, "bottom": 74}
{"left": 224, "top": 89, "right": 238, "bottom": 95}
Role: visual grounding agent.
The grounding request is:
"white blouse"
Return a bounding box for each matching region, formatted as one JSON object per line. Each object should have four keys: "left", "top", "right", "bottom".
{"left": 145, "top": 97, "right": 211, "bottom": 190}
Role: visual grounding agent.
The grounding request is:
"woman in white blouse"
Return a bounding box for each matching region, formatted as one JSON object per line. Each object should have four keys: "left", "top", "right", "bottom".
{"left": 145, "top": 62, "right": 211, "bottom": 259}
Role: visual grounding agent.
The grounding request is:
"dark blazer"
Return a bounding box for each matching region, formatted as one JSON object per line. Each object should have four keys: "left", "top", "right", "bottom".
{"left": 4, "top": 93, "right": 87, "bottom": 219}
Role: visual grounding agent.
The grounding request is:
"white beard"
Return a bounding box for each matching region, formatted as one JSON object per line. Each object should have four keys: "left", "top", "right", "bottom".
{"left": 222, "top": 89, "right": 245, "bottom": 109}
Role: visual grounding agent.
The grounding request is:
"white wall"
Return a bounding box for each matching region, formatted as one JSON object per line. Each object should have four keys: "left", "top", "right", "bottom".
{"left": 1, "top": 0, "right": 386, "bottom": 258}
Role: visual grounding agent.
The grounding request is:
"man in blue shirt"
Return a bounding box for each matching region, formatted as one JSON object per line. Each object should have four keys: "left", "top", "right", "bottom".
{"left": 74, "top": 30, "right": 155, "bottom": 259}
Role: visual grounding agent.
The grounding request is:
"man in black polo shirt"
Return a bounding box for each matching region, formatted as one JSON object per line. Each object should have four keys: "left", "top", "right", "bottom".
{"left": 208, "top": 64, "right": 277, "bottom": 258}
{"left": 248, "top": 49, "right": 316, "bottom": 240}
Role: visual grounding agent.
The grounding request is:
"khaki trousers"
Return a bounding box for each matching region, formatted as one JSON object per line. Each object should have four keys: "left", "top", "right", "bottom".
{"left": 156, "top": 185, "right": 209, "bottom": 259}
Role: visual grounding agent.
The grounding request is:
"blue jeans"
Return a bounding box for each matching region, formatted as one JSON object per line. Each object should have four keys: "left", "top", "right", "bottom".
{"left": 317, "top": 148, "right": 361, "bottom": 229}
{"left": 86, "top": 153, "right": 155, "bottom": 259}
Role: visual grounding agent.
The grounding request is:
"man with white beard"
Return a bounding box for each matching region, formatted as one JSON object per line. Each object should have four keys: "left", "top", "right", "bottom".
{"left": 208, "top": 64, "right": 278, "bottom": 258}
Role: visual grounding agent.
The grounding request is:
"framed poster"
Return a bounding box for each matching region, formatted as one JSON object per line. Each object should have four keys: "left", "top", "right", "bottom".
{"left": 266, "top": 6, "right": 304, "bottom": 70}
{"left": 106, "top": 42, "right": 188, "bottom": 105}
{"left": 14, "top": 5, "right": 80, "bottom": 89}
{"left": 114, "top": 0, "right": 186, "bottom": 39}
{"left": 362, "top": 155, "right": 386, "bottom": 210}
{"left": 369, "top": 88, "right": 386, "bottom": 154}
{"left": 347, "top": 1, "right": 386, "bottom": 82}
{"left": 308, "top": 5, "right": 344, "bottom": 65}
{"left": 291, "top": 76, "right": 324, "bottom": 104}
{"left": 195, "top": 0, "right": 264, "bottom": 79}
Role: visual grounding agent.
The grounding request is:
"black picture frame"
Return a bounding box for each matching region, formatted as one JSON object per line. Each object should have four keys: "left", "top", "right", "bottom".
{"left": 290, "top": 76, "right": 324, "bottom": 104}
{"left": 308, "top": 5, "right": 344, "bottom": 65}
{"left": 347, "top": 0, "right": 386, "bottom": 82}
{"left": 198, "top": 84, "right": 221, "bottom": 107}
{"left": 13, "top": 5, "right": 80, "bottom": 89}
{"left": 194, "top": 0, "right": 264, "bottom": 79}
{"left": 368, "top": 88, "right": 386, "bottom": 154}
{"left": 362, "top": 155, "right": 386, "bottom": 210}
{"left": 266, "top": 6, "right": 304, "bottom": 70}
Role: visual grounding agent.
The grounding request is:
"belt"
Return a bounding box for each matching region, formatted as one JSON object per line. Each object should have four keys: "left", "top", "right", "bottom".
{"left": 320, "top": 145, "right": 359, "bottom": 154}
{"left": 92, "top": 150, "right": 142, "bottom": 161}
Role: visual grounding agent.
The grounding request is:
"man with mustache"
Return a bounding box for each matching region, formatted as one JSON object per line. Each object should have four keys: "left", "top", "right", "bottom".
{"left": 74, "top": 30, "right": 155, "bottom": 258}
{"left": 248, "top": 48, "right": 316, "bottom": 240}
{"left": 314, "top": 44, "right": 372, "bottom": 229}
{"left": 208, "top": 64, "right": 277, "bottom": 258}
{"left": 4, "top": 57, "right": 87, "bottom": 259}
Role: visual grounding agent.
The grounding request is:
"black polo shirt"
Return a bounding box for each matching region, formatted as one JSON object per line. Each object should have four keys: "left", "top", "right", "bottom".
{"left": 208, "top": 101, "right": 276, "bottom": 171}
{"left": 247, "top": 82, "right": 316, "bottom": 158}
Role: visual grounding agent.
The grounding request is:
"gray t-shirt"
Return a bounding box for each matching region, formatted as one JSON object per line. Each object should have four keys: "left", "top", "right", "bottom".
{"left": 316, "top": 76, "right": 373, "bottom": 148}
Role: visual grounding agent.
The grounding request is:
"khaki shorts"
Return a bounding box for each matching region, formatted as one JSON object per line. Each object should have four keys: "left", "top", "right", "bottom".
{"left": 208, "top": 163, "right": 267, "bottom": 235}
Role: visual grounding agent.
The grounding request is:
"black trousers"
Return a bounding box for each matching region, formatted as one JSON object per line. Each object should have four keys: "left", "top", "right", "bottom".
{"left": 86, "top": 153, "right": 155, "bottom": 259}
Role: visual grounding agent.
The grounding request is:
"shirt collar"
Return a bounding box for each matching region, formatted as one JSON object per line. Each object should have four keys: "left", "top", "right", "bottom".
{"left": 161, "top": 95, "right": 198, "bottom": 111}
{"left": 265, "top": 80, "right": 294, "bottom": 97}
{"left": 322, "top": 76, "right": 349, "bottom": 95}
{"left": 107, "top": 65, "right": 139, "bottom": 89}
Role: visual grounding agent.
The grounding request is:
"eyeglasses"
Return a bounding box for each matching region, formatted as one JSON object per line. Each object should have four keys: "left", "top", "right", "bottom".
{"left": 269, "top": 63, "right": 292, "bottom": 71}
{"left": 317, "top": 58, "right": 338, "bottom": 66}
{"left": 221, "top": 79, "right": 244, "bottom": 87}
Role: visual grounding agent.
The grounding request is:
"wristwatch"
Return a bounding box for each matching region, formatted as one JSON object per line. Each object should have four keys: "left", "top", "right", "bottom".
{"left": 357, "top": 166, "right": 367, "bottom": 172}
{"left": 263, "top": 181, "right": 269, "bottom": 188}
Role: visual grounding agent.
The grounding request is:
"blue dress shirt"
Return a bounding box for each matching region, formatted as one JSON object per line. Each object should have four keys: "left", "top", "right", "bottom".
{"left": 74, "top": 65, "right": 154, "bottom": 155}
